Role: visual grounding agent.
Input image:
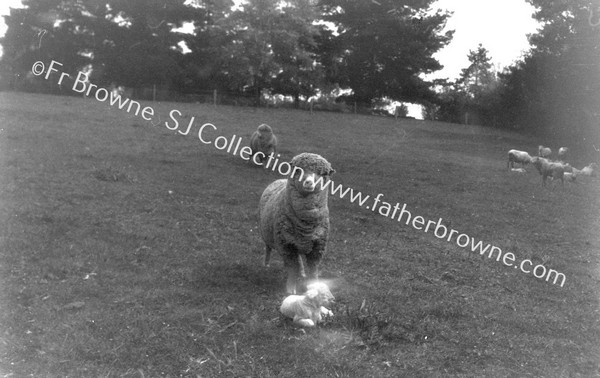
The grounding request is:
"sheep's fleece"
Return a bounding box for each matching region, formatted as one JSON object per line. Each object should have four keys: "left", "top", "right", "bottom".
{"left": 259, "top": 153, "right": 335, "bottom": 294}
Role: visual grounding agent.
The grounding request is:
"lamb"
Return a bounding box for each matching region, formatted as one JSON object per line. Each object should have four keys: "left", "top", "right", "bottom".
{"left": 249, "top": 123, "right": 278, "bottom": 163}
{"left": 580, "top": 163, "right": 597, "bottom": 177}
{"left": 531, "top": 156, "right": 564, "bottom": 186}
{"left": 507, "top": 149, "right": 532, "bottom": 169}
{"left": 259, "top": 153, "right": 335, "bottom": 294}
{"left": 538, "top": 145, "right": 552, "bottom": 158}
{"left": 280, "top": 282, "right": 335, "bottom": 327}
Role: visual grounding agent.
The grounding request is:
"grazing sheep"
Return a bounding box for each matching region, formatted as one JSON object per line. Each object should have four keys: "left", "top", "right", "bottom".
{"left": 580, "top": 163, "right": 597, "bottom": 177}
{"left": 507, "top": 149, "right": 532, "bottom": 169}
{"left": 510, "top": 167, "right": 527, "bottom": 174}
{"left": 250, "top": 124, "right": 278, "bottom": 163}
{"left": 538, "top": 145, "right": 552, "bottom": 158}
{"left": 531, "top": 156, "right": 564, "bottom": 186}
{"left": 280, "top": 282, "right": 334, "bottom": 327}
{"left": 259, "top": 153, "right": 335, "bottom": 294}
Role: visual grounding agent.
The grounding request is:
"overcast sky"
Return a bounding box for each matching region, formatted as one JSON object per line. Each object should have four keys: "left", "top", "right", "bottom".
{"left": 0, "top": 0, "right": 541, "bottom": 80}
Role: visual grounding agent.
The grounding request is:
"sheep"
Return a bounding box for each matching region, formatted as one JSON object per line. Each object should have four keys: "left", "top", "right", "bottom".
{"left": 249, "top": 123, "right": 278, "bottom": 163}
{"left": 280, "top": 282, "right": 334, "bottom": 327}
{"left": 510, "top": 167, "right": 527, "bottom": 174}
{"left": 531, "top": 156, "right": 564, "bottom": 186}
{"left": 538, "top": 145, "right": 552, "bottom": 158}
{"left": 580, "top": 163, "right": 597, "bottom": 177}
{"left": 259, "top": 153, "right": 335, "bottom": 294}
{"left": 558, "top": 147, "right": 569, "bottom": 161}
{"left": 507, "top": 149, "right": 532, "bottom": 169}
{"left": 562, "top": 163, "right": 573, "bottom": 173}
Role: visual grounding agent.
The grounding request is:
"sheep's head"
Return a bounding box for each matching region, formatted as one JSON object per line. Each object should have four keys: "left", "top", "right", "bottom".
{"left": 305, "top": 282, "right": 334, "bottom": 307}
{"left": 530, "top": 157, "right": 545, "bottom": 173}
{"left": 289, "top": 153, "right": 335, "bottom": 194}
{"left": 257, "top": 123, "right": 273, "bottom": 138}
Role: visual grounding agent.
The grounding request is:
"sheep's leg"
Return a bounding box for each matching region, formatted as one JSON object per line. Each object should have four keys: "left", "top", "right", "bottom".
{"left": 304, "top": 249, "right": 323, "bottom": 283}
{"left": 283, "top": 253, "right": 300, "bottom": 294}
{"left": 264, "top": 245, "right": 272, "bottom": 267}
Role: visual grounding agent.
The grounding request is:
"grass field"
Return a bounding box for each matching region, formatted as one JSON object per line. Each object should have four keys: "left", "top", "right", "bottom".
{"left": 1, "top": 91, "right": 599, "bottom": 377}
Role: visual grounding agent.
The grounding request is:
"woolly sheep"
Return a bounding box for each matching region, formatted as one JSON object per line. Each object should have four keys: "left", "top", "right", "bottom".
{"left": 538, "top": 145, "right": 552, "bottom": 158}
{"left": 531, "top": 156, "right": 564, "bottom": 186}
{"left": 259, "top": 153, "right": 335, "bottom": 294}
{"left": 507, "top": 149, "right": 532, "bottom": 169}
{"left": 280, "top": 282, "right": 334, "bottom": 327}
{"left": 250, "top": 124, "right": 278, "bottom": 163}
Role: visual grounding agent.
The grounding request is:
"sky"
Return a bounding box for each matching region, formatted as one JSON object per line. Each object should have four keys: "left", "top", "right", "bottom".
{"left": 0, "top": 0, "right": 541, "bottom": 81}
{"left": 429, "top": 0, "right": 540, "bottom": 80}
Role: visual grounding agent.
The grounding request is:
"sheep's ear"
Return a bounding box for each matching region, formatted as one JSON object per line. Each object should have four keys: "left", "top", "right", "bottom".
{"left": 305, "top": 289, "right": 319, "bottom": 299}
{"left": 328, "top": 168, "right": 336, "bottom": 175}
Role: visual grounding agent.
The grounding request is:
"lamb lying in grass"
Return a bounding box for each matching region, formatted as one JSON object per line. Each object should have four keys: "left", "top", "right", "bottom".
{"left": 531, "top": 156, "right": 565, "bottom": 186}
{"left": 507, "top": 149, "right": 532, "bottom": 169}
{"left": 259, "top": 153, "right": 335, "bottom": 294}
{"left": 280, "top": 282, "right": 334, "bottom": 327}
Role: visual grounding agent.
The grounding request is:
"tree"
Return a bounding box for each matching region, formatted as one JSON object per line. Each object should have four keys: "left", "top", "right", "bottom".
{"left": 0, "top": 0, "right": 218, "bottom": 93}
{"left": 493, "top": 0, "right": 600, "bottom": 153}
{"left": 459, "top": 44, "right": 496, "bottom": 99}
{"left": 317, "top": 0, "right": 453, "bottom": 106}
{"left": 215, "top": 0, "right": 323, "bottom": 105}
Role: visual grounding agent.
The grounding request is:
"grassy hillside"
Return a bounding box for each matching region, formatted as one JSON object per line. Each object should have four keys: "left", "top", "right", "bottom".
{"left": 1, "top": 91, "right": 599, "bottom": 377}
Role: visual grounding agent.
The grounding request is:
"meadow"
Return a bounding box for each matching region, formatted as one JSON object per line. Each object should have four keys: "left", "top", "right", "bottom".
{"left": 1, "top": 91, "right": 599, "bottom": 377}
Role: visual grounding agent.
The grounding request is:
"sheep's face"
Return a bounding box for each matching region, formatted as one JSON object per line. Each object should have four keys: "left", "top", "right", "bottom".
{"left": 289, "top": 153, "right": 335, "bottom": 195}
{"left": 305, "top": 282, "right": 335, "bottom": 307}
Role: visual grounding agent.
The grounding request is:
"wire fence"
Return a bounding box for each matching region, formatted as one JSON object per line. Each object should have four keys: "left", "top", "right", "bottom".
{"left": 3, "top": 74, "right": 417, "bottom": 119}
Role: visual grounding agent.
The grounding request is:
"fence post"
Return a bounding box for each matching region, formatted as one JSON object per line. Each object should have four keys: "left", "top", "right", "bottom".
{"left": 310, "top": 101, "right": 313, "bottom": 115}
{"left": 213, "top": 89, "right": 217, "bottom": 107}
{"left": 153, "top": 84, "right": 156, "bottom": 102}
{"left": 354, "top": 101, "right": 357, "bottom": 114}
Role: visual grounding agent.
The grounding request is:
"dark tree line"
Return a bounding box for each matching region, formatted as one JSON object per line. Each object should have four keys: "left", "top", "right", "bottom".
{"left": 2, "top": 0, "right": 598, "bottom": 149}
{"left": 0, "top": 0, "right": 451, "bottom": 106}
{"left": 429, "top": 0, "right": 600, "bottom": 154}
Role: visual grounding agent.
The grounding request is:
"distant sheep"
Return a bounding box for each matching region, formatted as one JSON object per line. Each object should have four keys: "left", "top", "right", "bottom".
{"left": 562, "top": 163, "right": 573, "bottom": 173}
{"left": 538, "top": 145, "right": 552, "bottom": 158}
{"left": 250, "top": 124, "right": 278, "bottom": 163}
{"left": 280, "top": 282, "right": 334, "bottom": 327}
{"left": 510, "top": 167, "right": 527, "bottom": 174}
{"left": 531, "top": 157, "right": 564, "bottom": 186}
{"left": 507, "top": 149, "right": 532, "bottom": 169}
{"left": 558, "top": 147, "right": 569, "bottom": 161}
{"left": 259, "top": 153, "right": 335, "bottom": 294}
{"left": 580, "top": 163, "right": 597, "bottom": 177}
